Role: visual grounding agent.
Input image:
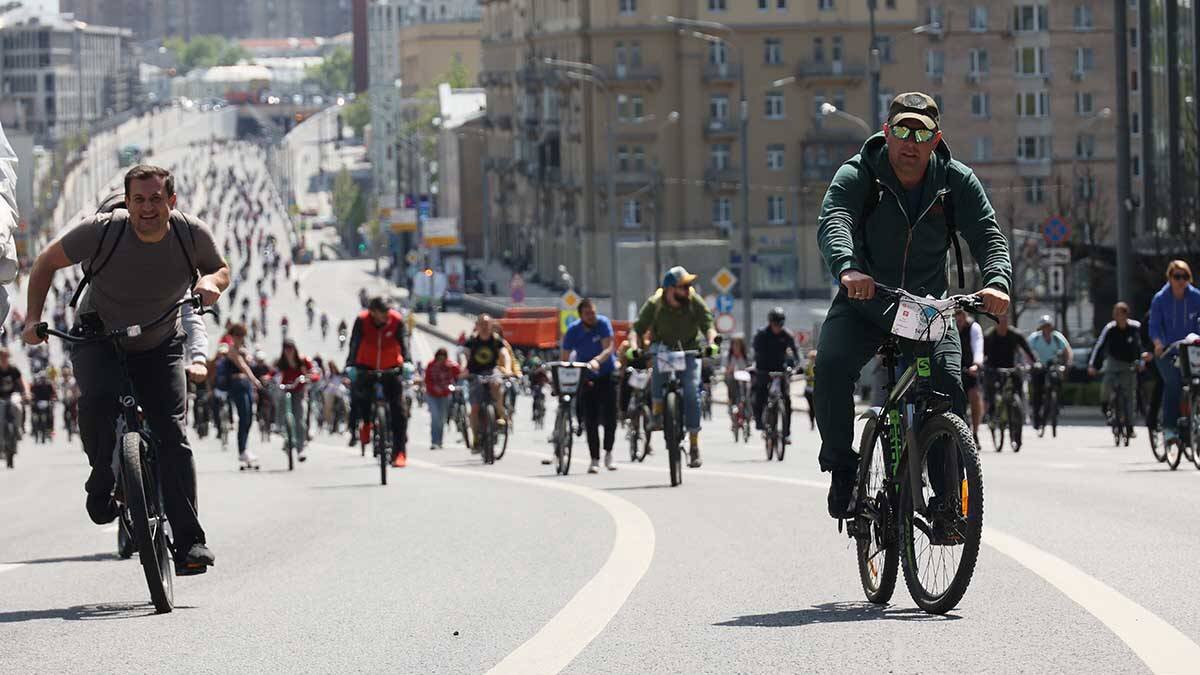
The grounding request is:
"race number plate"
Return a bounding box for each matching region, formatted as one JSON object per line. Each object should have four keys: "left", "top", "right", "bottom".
{"left": 656, "top": 351, "right": 688, "bottom": 373}
{"left": 890, "top": 298, "right": 955, "bottom": 342}
{"left": 627, "top": 370, "right": 651, "bottom": 390}
{"left": 733, "top": 370, "right": 752, "bottom": 383}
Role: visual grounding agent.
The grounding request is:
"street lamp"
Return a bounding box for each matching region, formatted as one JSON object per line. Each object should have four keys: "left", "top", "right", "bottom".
{"left": 819, "top": 102, "right": 874, "bottom": 136}
{"left": 665, "top": 15, "right": 753, "bottom": 337}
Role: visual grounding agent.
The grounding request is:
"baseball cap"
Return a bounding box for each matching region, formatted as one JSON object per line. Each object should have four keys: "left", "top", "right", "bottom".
{"left": 888, "top": 92, "right": 940, "bottom": 131}
{"left": 1038, "top": 314, "right": 1053, "bottom": 328}
{"left": 662, "top": 266, "right": 698, "bottom": 288}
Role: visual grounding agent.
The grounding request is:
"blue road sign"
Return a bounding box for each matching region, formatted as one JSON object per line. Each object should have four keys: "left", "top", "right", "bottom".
{"left": 716, "top": 294, "right": 735, "bottom": 314}
{"left": 1042, "top": 216, "right": 1071, "bottom": 244}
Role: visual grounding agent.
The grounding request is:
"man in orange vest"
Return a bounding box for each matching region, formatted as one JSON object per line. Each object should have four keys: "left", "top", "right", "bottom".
{"left": 345, "top": 296, "right": 410, "bottom": 466}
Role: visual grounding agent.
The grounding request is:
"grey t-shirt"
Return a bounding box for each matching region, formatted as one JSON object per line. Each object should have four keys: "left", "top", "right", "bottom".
{"left": 60, "top": 210, "right": 225, "bottom": 352}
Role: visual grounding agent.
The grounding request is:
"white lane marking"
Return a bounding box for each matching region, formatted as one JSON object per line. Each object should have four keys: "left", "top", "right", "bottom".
{"left": 0, "top": 563, "right": 21, "bottom": 575}
{"left": 101, "top": 524, "right": 119, "bottom": 534}
{"left": 410, "top": 458, "right": 655, "bottom": 675}
{"left": 516, "top": 452, "right": 1198, "bottom": 675}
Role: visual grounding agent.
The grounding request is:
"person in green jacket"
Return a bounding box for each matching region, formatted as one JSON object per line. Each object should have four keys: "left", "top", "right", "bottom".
{"left": 815, "top": 92, "right": 1012, "bottom": 519}
{"left": 630, "top": 266, "right": 720, "bottom": 468}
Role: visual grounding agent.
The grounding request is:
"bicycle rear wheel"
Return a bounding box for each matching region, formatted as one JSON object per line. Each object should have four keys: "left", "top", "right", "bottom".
{"left": 120, "top": 433, "right": 173, "bottom": 614}
{"left": 482, "top": 404, "right": 496, "bottom": 464}
{"left": 774, "top": 399, "right": 788, "bottom": 461}
{"left": 898, "top": 413, "right": 983, "bottom": 615}
{"left": 988, "top": 405, "right": 1004, "bottom": 452}
{"left": 854, "top": 415, "right": 898, "bottom": 605}
{"left": 1009, "top": 400, "right": 1023, "bottom": 452}
{"left": 665, "top": 392, "right": 682, "bottom": 487}
{"left": 764, "top": 403, "right": 777, "bottom": 461}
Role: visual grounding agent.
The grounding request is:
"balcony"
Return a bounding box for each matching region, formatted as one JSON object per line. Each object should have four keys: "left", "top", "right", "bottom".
{"left": 794, "top": 61, "right": 867, "bottom": 83}
{"left": 703, "top": 118, "right": 738, "bottom": 139}
{"left": 595, "top": 168, "right": 661, "bottom": 192}
{"left": 515, "top": 66, "right": 543, "bottom": 88}
{"left": 603, "top": 63, "right": 662, "bottom": 86}
{"left": 704, "top": 166, "right": 741, "bottom": 192}
{"left": 702, "top": 62, "right": 741, "bottom": 83}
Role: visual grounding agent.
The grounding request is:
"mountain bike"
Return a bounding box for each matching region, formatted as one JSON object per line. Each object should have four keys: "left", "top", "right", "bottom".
{"left": 448, "top": 380, "right": 471, "bottom": 450}
{"left": 275, "top": 377, "right": 308, "bottom": 471}
{"left": 729, "top": 370, "right": 753, "bottom": 443}
{"left": 1033, "top": 360, "right": 1064, "bottom": 438}
{"left": 469, "top": 373, "right": 504, "bottom": 465}
{"left": 762, "top": 369, "right": 794, "bottom": 461}
{"left": 1163, "top": 336, "right": 1200, "bottom": 471}
{"left": 36, "top": 296, "right": 208, "bottom": 614}
{"left": 531, "top": 376, "right": 547, "bottom": 430}
{"left": 986, "top": 367, "right": 1025, "bottom": 452}
{"left": 548, "top": 362, "right": 588, "bottom": 476}
{"left": 625, "top": 367, "right": 653, "bottom": 462}
{"left": 359, "top": 367, "right": 404, "bottom": 485}
{"left": 846, "top": 284, "right": 988, "bottom": 615}
{"left": 1105, "top": 364, "right": 1137, "bottom": 448}
{"left": 31, "top": 399, "right": 52, "bottom": 443}
{"left": 652, "top": 347, "right": 703, "bottom": 487}
{"left": 0, "top": 398, "right": 18, "bottom": 469}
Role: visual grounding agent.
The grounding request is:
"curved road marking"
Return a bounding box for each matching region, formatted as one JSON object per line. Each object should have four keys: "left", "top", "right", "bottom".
{"left": 550, "top": 453, "right": 1200, "bottom": 674}
{"left": 409, "top": 458, "right": 656, "bottom": 675}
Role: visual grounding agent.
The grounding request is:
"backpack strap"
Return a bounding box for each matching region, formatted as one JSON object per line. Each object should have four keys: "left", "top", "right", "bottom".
{"left": 857, "top": 161, "right": 884, "bottom": 272}
{"left": 69, "top": 216, "right": 126, "bottom": 309}
{"left": 941, "top": 190, "right": 965, "bottom": 288}
{"left": 171, "top": 214, "right": 200, "bottom": 290}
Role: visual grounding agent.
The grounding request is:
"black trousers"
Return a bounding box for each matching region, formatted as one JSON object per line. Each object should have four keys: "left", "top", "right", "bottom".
{"left": 753, "top": 374, "right": 792, "bottom": 437}
{"left": 72, "top": 333, "right": 205, "bottom": 554}
{"left": 352, "top": 373, "right": 408, "bottom": 455}
{"left": 576, "top": 373, "right": 617, "bottom": 460}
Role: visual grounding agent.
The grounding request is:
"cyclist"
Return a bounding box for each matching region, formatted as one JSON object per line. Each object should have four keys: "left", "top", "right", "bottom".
{"left": 723, "top": 335, "right": 750, "bottom": 412}
{"left": 424, "top": 347, "right": 462, "bottom": 449}
{"left": 752, "top": 308, "right": 799, "bottom": 443}
{"left": 0, "top": 347, "right": 28, "bottom": 444}
{"left": 982, "top": 313, "right": 1036, "bottom": 423}
{"left": 345, "top": 296, "right": 409, "bottom": 467}
{"left": 21, "top": 164, "right": 230, "bottom": 574}
{"left": 1028, "top": 315, "right": 1072, "bottom": 432}
{"left": 814, "top": 92, "right": 1011, "bottom": 518}
{"left": 630, "top": 266, "right": 720, "bottom": 469}
{"left": 1088, "top": 302, "right": 1148, "bottom": 438}
{"left": 561, "top": 297, "right": 619, "bottom": 473}
{"left": 460, "top": 313, "right": 511, "bottom": 450}
{"left": 30, "top": 371, "right": 56, "bottom": 437}
{"left": 320, "top": 312, "right": 330, "bottom": 339}
{"left": 955, "top": 308, "right": 985, "bottom": 447}
{"left": 60, "top": 364, "right": 81, "bottom": 434}
{"left": 274, "top": 338, "right": 320, "bottom": 462}
{"left": 1149, "top": 260, "right": 1200, "bottom": 443}
{"left": 280, "top": 314, "right": 290, "bottom": 340}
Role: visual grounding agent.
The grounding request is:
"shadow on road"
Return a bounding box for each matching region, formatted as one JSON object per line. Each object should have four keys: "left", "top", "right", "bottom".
{"left": 0, "top": 602, "right": 194, "bottom": 623}
{"left": 5, "top": 552, "right": 120, "bottom": 565}
{"left": 603, "top": 484, "right": 674, "bottom": 491}
{"left": 715, "top": 601, "right": 959, "bottom": 627}
{"left": 310, "top": 483, "right": 384, "bottom": 490}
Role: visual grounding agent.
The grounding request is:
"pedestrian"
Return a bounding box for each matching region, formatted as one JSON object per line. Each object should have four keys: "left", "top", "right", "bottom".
{"left": 424, "top": 347, "right": 461, "bottom": 449}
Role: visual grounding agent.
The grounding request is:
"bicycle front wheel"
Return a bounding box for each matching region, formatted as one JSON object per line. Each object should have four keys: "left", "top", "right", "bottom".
{"left": 665, "top": 392, "right": 682, "bottom": 487}
{"left": 555, "top": 407, "right": 573, "bottom": 476}
{"left": 482, "top": 404, "right": 496, "bottom": 464}
{"left": 120, "top": 432, "right": 173, "bottom": 614}
{"left": 375, "top": 403, "right": 390, "bottom": 485}
{"left": 628, "top": 407, "right": 642, "bottom": 463}
{"left": 855, "top": 415, "right": 898, "bottom": 605}
{"left": 774, "top": 399, "right": 788, "bottom": 461}
{"left": 1009, "top": 400, "right": 1023, "bottom": 452}
{"left": 899, "top": 413, "right": 983, "bottom": 615}
{"left": 764, "top": 402, "right": 777, "bottom": 461}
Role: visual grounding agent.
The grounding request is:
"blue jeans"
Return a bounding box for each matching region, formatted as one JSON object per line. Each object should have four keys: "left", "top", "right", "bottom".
{"left": 651, "top": 351, "right": 701, "bottom": 433}
{"left": 229, "top": 378, "right": 254, "bottom": 453}
{"left": 1157, "top": 356, "right": 1183, "bottom": 432}
{"left": 428, "top": 395, "right": 449, "bottom": 446}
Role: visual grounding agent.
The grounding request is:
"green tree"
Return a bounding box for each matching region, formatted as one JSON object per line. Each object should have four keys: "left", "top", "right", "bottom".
{"left": 164, "top": 35, "right": 250, "bottom": 75}
{"left": 333, "top": 168, "right": 367, "bottom": 249}
{"left": 306, "top": 46, "right": 353, "bottom": 94}
{"left": 342, "top": 94, "right": 371, "bottom": 138}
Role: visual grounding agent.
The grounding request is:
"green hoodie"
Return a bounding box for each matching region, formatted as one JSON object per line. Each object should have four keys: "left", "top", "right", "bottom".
{"left": 817, "top": 132, "right": 1012, "bottom": 298}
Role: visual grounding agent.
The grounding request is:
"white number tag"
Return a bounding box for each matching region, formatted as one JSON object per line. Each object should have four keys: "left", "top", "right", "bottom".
{"left": 733, "top": 370, "right": 752, "bottom": 383}
{"left": 628, "top": 371, "right": 651, "bottom": 390}
{"left": 890, "top": 298, "right": 955, "bottom": 342}
{"left": 1188, "top": 345, "right": 1200, "bottom": 371}
{"left": 556, "top": 367, "right": 582, "bottom": 389}
{"left": 656, "top": 351, "right": 688, "bottom": 373}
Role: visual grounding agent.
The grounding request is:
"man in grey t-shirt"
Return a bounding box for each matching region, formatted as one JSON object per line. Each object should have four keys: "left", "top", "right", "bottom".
{"left": 22, "top": 164, "right": 230, "bottom": 575}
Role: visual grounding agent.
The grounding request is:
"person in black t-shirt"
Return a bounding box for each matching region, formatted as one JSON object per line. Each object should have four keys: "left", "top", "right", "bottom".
{"left": 0, "top": 347, "right": 27, "bottom": 441}
{"left": 982, "top": 314, "right": 1036, "bottom": 417}
{"left": 459, "top": 314, "right": 510, "bottom": 448}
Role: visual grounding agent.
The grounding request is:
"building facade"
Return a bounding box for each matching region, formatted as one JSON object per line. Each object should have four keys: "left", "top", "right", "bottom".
{"left": 61, "top": 0, "right": 351, "bottom": 41}
{"left": 367, "top": 0, "right": 403, "bottom": 203}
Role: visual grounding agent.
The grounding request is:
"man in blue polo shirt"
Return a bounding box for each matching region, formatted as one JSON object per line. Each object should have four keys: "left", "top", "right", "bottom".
{"left": 561, "top": 297, "right": 618, "bottom": 473}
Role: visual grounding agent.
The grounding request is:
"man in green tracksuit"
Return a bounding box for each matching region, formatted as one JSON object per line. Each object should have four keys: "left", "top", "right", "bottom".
{"left": 815, "top": 93, "right": 1012, "bottom": 518}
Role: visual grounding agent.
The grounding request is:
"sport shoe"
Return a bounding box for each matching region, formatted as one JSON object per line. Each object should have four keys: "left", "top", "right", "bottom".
{"left": 85, "top": 491, "right": 118, "bottom": 525}
{"left": 604, "top": 451, "right": 617, "bottom": 471}
{"left": 588, "top": 459, "right": 599, "bottom": 474}
{"left": 827, "top": 469, "right": 855, "bottom": 519}
{"left": 297, "top": 448, "right": 307, "bottom": 462}
{"left": 176, "top": 541, "right": 215, "bottom": 576}
{"left": 391, "top": 450, "right": 407, "bottom": 468}
{"left": 688, "top": 447, "right": 703, "bottom": 468}
{"left": 347, "top": 433, "right": 357, "bottom": 447}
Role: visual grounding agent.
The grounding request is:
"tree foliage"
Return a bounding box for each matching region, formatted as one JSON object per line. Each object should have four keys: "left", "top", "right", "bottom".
{"left": 342, "top": 94, "right": 371, "bottom": 138}
{"left": 164, "top": 35, "right": 250, "bottom": 75}
{"left": 333, "top": 168, "right": 367, "bottom": 249}
{"left": 305, "top": 46, "right": 353, "bottom": 94}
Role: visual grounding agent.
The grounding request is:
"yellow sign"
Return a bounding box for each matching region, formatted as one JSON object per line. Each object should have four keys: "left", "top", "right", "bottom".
{"left": 561, "top": 290, "right": 580, "bottom": 310}
{"left": 422, "top": 217, "right": 459, "bottom": 247}
{"left": 559, "top": 309, "right": 579, "bottom": 334}
{"left": 712, "top": 267, "right": 737, "bottom": 294}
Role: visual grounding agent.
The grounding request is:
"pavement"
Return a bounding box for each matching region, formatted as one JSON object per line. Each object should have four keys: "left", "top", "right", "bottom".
{"left": 3, "top": 138, "right": 1200, "bottom": 674}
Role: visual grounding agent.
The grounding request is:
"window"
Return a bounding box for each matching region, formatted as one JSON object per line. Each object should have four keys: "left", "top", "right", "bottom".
{"left": 764, "top": 38, "right": 782, "bottom": 65}
{"left": 630, "top": 40, "right": 642, "bottom": 66}
{"left": 630, "top": 95, "right": 645, "bottom": 120}
{"left": 818, "top": 0, "right": 833, "bottom": 9}
{"left": 927, "top": 5, "right": 944, "bottom": 27}
{"left": 1013, "top": 4, "right": 1049, "bottom": 32}
{"left": 1131, "top": 69, "right": 1139, "bottom": 91}
{"left": 926, "top": 50, "right": 944, "bottom": 77}
{"left": 1016, "top": 91, "right": 1050, "bottom": 117}
{"left": 1075, "top": 175, "right": 1096, "bottom": 200}
{"left": 1075, "top": 133, "right": 1095, "bottom": 159}
{"left": 617, "top": 145, "right": 630, "bottom": 171}
{"left": 710, "top": 143, "right": 731, "bottom": 169}
{"left": 708, "top": 40, "right": 728, "bottom": 65}
{"left": 713, "top": 197, "right": 732, "bottom": 226}
{"left": 1024, "top": 178, "right": 1045, "bottom": 204}
{"left": 1075, "top": 91, "right": 1094, "bottom": 115}
{"left": 776, "top": 0, "right": 787, "bottom": 8}
{"left": 968, "top": 48, "right": 989, "bottom": 75}
{"left": 1075, "top": 47, "right": 1094, "bottom": 75}
{"left": 968, "top": 6, "right": 988, "bottom": 31}
{"left": 1017, "top": 136, "right": 1050, "bottom": 161}
{"left": 1073, "top": 5, "right": 1093, "bottom": 29}
{"left": 623, "top": 199, "right": 642, "bottom": 226}
{"left": 832, "top": 89, "right": 846, "bottom": 111}
{"left": 765, "top": 91, "right": 785, "bottom": 119}
{"left": 632, "top": 145, "right": 646, "bottom": 170}
{"left": 832, "top": 35, "right": 843, "bottom": 63}
{"left": 974, "top": 136, "right": 993, "bottom": 161}
{"left": 1015, "top": 47, "right": 1047, "bottom": 76}
{"left": 758, "top": 0, "right": 767, "bottom": 8}
{"left": 1130, "top": 27, "right": 1139, "bottom": 48}
{"left": 710, "top": 94, "right": 730, "bottom": 121}
{"left": 970, "top": 93, "right": 990, "bottom": 117}
{"left": 619, "top": 0, "right": 636, "bottom": 14}
{"left": 812, "top": 37, "right": 824, "bottom": 63}
{"left": 1132, "top": 111, "right": 1140, "bottom": 134}
{"left": 812, "top": 93, "right": 828, "bottom": 126}
{"left": 877, "top": 35, "right": 894, "bottom": 62}
{"left": 767, "top": 195, "right": 786, "bottom": 224}
{"left": 767, "top": 144, "right": 785, "bottom": 170}
{"left": 707, "top": 0, "right": 726, "bottom": 10}
{"left": 1133, "top": 154, "right": 1141, "bottom": 176}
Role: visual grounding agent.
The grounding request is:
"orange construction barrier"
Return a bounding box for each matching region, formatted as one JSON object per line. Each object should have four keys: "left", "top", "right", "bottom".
{"left": 612, "top": 320, "right": 632, "bottom": 348}
{"left": 496, "top": 317, "right": 559, "bottom": 349}
{"left": 503, "top": 307, "right": 558, "bottom": 320}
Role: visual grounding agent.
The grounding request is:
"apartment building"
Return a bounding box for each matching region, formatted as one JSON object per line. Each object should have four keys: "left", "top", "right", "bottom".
{"left": 62, "top": 0, "right": 351, "bottom": 41}
{"left": 367, "top": 0, "right": 403, "bottom": 202}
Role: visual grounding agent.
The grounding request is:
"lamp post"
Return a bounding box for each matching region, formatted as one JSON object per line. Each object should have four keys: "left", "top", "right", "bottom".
{"left": 868, "top": 0, "right": 881, "bottom": 129}
{"left": 818, "top": 102, "right": 874, "bottom": 136}
{"left": 544, "top": 57, "right": 620, "bottom": 318}
{"left": 666, "top": 16, "right": 751, "bottom": 336}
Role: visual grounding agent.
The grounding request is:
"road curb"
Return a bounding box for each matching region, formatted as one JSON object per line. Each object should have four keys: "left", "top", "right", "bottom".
{"left": 413, "top": 320, "right": 459, "bottom": 344}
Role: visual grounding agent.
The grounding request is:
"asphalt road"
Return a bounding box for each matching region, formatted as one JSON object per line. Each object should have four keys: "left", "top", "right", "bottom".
{"left": 3, "top": 145, "right": 1200, "bottom": 674}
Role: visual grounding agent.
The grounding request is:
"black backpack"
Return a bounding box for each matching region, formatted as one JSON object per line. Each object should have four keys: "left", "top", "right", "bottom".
{"left": 67, "top": 192, "right": 199, "bottom": 309}
{"left": 857, "top": 162, "right": 966, "bottom": 289}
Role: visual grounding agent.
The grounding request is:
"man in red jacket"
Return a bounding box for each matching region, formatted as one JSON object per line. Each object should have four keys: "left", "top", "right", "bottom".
{"left": 345, "top": 296, "right": 409, "bottom": 466}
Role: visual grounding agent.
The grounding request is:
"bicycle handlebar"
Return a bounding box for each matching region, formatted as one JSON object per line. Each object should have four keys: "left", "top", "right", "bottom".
{"left": 871, "top": 283, "right": 1000, "bottom": 323}
{"left": 36, "top": 295, "right": 206, "bottom": 345}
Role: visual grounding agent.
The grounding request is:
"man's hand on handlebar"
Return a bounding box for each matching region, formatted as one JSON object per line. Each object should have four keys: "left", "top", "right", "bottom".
{"left": 977, "top": 287, "right": 1010, "bottom": 316}
{"left": 194, "top": 278, "right": 222, "bottom": 307}
{"left": 21, "top": 322, "right": 46, "bottom": 346}
{"left": 840, "top": 270, "right": 875, "bottom": 301}
{"left": 186, "top": 363, "right": 209, "bottom": 383}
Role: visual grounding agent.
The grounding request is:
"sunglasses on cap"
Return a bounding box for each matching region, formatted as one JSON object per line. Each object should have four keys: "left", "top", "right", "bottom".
{"left": 1172, "top": 273, "right": 1191, "bottom": 281}
{"left": 889, "top": 125, "right": 936, "bottom": 144}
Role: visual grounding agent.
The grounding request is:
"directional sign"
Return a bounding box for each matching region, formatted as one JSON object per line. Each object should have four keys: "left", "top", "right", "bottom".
{"left": 715, "top": 312, "right": 736, "bottom": 334}
{"left": 715, "top": 293, "right": 735, "bottom": 314}
{"left": 1042, "top": 216, "right": 1072, "bottom": 245}
{"left": 712, "top": 268, "right": 738, "bottom": 294}
{"left": 1041, "top": 247, "right": 1070, "bottom": 266}
{"left": 1048, "top": 265, "right": 1066, "bottom": 297}
{"left": 704, "top": 294, "right": 717, "bottom": 311}
{"left": 561, "top": 289, "right": 580, "bottom": 310}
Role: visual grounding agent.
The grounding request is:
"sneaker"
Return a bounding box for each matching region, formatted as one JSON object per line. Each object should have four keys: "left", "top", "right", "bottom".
{"left": 688, "top": 446, "right": 703, "bottom": 468}
{"left": 391, "top": 450, "right": 407, "bottom": 468}
{"left": 604, "top": 451, "right": 617, "bottom": 471}
{"left": 827, "top": 469, "right": 856, "bottom": 519}
{"left": 541, "top": 457, "right": 553, "bottom": 465}
{"left": 1127, "top": 426, "right": 1137, "bottom": 439}
{"left": 297, "top": 448, "right": 307, "bottom": 463}
{"left": 431, "top": 443, "right": 441, "bottom": 450}
{"left": 239, "top": 450, "right": 259, "bottom": 464}
{"left": 347, "top": 433, "right": 357, "bottom": 447}
{"left": 176, "top": 541, "right": 215, "bottom": 576}
{"left": 85, "top": 491, "right": 118, "bottom": 525}
{"left": 588, "top": 459, "right": 599, "bottom": 474}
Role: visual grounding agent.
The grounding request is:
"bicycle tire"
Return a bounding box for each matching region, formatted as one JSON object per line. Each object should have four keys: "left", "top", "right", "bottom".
{"left": 556, "top": 407, "right": 572, "bottom": 476}
{"left": 1049, "top": 390, "right": 1059, "bottom": 438}
{"left": 120, "top": 432, "right": 173, "bottom": 614}
{"left": 1190, "top": 394, "right": 1200, "bottom": 471}
{"left": 1009, "top": 399, "right": 1023, "bottom": 452}
{"left": 1166, "top": 437, "right": 1183, "bottom": 470}
{"left": 898, "top": 413, "right": 983, "bottom": 616}
{"left": 774, "top": 399, "right": 787, "bottom": 461}
{"left": 639, "top": 404, "right": 653, "bottom": 461}
{"left": 458, "top": 408, "right": 472, "bottom": 450}
{"left": 376, "top": 403, "right": 390, "bottom": 485}
{"left": 285, "top": 397, "right": 296, "bottom": 472}
{"left": 764, "top": 403, "right": 777, "bottom": 461}
{"left": 482, "top": 404, "right": 496, "bottom": 464}
{"left": 628, "top": 407, "right": 642, "bottom": 463}
{"left": 496, "top": 413, "right": 509, "bottom": 461}
{"left": 116, "top": 516, "right": 134, "bottom": 559}
{"left": 665, "top": 392, "right": 682, "bottom": 487}
{"left": 855, "top": 414, "right": 899, "bottom": 605}
{"left": 1150, "top": 424, "right": 1165, "bottom": 462}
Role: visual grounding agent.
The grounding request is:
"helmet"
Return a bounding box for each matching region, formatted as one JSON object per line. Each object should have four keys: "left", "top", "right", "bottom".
{"left": 1038, "top": 314, "right": 1053, "bottom": 328}
{"left": 254, "top": 350, "right": 267, "bottom": 361}
{"left": 767, "top": 307, "right": 786, "bottom": 325}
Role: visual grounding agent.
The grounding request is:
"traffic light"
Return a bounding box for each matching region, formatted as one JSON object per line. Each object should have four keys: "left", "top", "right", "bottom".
{"left": 424, "top": 268, "right": 433, "bottom": 277}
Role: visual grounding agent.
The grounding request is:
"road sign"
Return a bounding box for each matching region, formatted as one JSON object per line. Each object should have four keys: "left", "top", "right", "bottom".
{"left": 704, "top": 294, "right": 717, "bottom": 311}
{"left": 715, "top": 312, "right": 736, "bottom": 334}
{"left": 1048, "top": 265, "right": 1066, "bottom": 297}
{"left": 559, "top": 309, "right": 579, "bottom": 334}
{"left": 1042, "top": 216, "right": 1072, "bottom": 245}
{"left": 712, "top": 268, "right": 737, "bottom": 294}
{"left": 1041, "top": 247, "right": 1070, "bottom": 266}
{"left": 406, "top": 250, "right": 419, "bottom": 265}
{"left": 715, "top": 293, "right": 734, "bottom": 314}
{"left": 561, "top": 289, "right": 580, "bottom": 310}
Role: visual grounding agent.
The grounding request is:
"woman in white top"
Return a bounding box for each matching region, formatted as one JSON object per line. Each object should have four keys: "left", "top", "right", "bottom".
{"left": 723, "top": 335, "right": 751, "bottom": 407}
